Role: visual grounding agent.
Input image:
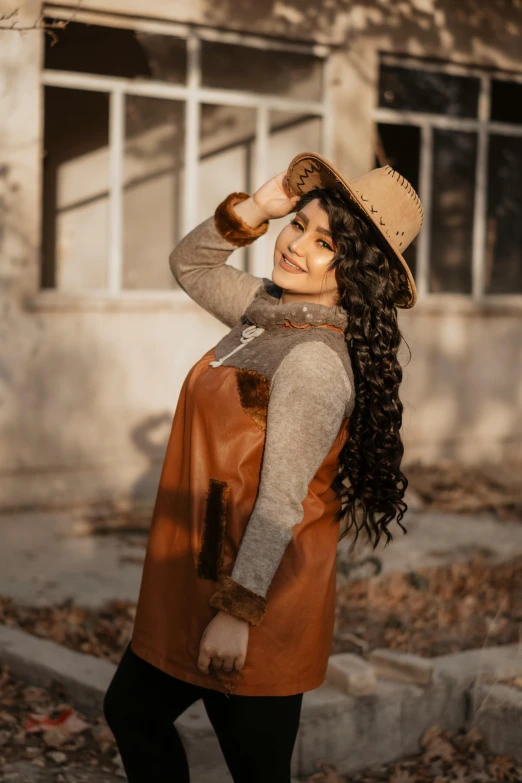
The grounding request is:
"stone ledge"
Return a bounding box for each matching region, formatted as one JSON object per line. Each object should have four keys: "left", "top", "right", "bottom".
{"left": 1, "top": 624, "right": 522, "bottom": 778}
{"left": 434, "top": 644, "right": 522, "bottom": 689}
{"left": 325, "top": 652, "right": 377, "bottom": 695}
{"left": 0, "top": 624, "right": 113, "bottom": 716}
{"left": 368, "top": 648, "right": 434, "bottom": 685}
{"left": 468, "top": 681, "right": 522, "bottom": 760}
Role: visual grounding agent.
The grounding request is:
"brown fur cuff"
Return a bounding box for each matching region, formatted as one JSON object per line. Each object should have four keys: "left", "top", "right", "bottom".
{"left": 209, "top": 575, "right": 267, "bottom": 626}
{"left": 214, "top": 192, "right": 269, "bottom": 248}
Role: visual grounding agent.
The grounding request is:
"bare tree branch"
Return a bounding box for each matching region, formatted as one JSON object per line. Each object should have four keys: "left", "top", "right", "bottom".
{"left": 0, "top": 3, "right": 83, "bottom": 44}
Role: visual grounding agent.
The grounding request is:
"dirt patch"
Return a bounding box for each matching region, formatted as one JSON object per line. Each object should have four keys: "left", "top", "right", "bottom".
{"left": 333, "top": 552, "right": 522, "bottom": 657}
{"left": 0, "top": 665, "right": 121, "bottom": 782}
{"left": 406, "top": 458, "right": 522, "bottom": 522}
{"left": 308, "top": 725, "right": 522, "bottom": 782}
{"left": 1, "top": 552, "right": 520, "bottom": 664}
{"left": 0, "top": 599, "right": 134, "bottom": 666}
{"left": 1, "top": 664, "right": 521, "bottom": 782}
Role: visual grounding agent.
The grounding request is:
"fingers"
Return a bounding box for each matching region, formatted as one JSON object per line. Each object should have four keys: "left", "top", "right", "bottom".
{"left": 197, "top": 648, "right": 225, "bottom": 673}
{"left": 220, "top": 656, "right": 236, "bottom": 672}
{"left": 282, "top": 174, "right": 293, "bottom": 198}
{"left": 197, "top": 648, "right": 211, "bottom": 673}
{"left": 198, "top": 648, "right": 244, "bottom": 673}
{"left": 274, "top": 170, "right": 298, "bottom": 200}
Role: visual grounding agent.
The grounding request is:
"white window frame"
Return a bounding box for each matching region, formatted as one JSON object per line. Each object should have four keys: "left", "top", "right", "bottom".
{"left": 374, "top": 53, "right": 522, "bottom": 309}
{"left": 40, "top": 7, "right": 332, "bottom": 301}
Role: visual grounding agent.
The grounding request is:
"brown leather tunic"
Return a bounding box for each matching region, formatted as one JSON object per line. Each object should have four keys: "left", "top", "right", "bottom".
{"left": 131, "top": 334, "right": 350, "bottom": 696}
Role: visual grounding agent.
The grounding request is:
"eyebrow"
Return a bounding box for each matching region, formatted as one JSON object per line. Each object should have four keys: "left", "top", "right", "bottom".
{"left": 295, "top": 210, "right": 332, "bottom": 238}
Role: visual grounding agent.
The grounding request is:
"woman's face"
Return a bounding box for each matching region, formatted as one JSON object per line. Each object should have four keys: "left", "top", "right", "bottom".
{"left": 272, "top": 198, "right": 338, "bottom": 305}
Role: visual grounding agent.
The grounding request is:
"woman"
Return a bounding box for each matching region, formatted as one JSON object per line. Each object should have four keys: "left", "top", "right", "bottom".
{"left": 103, "top": 151, "right": 423, "bottom": 783}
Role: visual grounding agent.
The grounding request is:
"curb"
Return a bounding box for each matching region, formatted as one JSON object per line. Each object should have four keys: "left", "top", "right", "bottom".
{"left": 1, "top": 624, "right": 521, "bottom": 779}
{"left": 0, "top": 624, "right": 113, "bottom": 715}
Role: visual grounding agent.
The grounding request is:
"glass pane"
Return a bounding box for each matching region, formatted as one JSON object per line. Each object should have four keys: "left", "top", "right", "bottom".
{"left": 198, "top": 104, "right": 257, "bottom": 271}
{"left": 485, "top": 135, "right": 522, "bottom": 294}
{"left": 268, "top": 111, "right": 322, "bottom": 176}
{"left": 376, "top": 123, "right": 421, "bottom": 282}
{"left": 490, "top": 80, "right": 522, "bottom": 125}
{"left": 261, "top": 111, "right": 323, "bottom": 272}
{"left": 42, "top": 86, "right": 110, "bottom": 290}
{"left": 44, "top": 20, "right": 186, "bottom": 83}
{"left": 123, "top": 97, "right": 185, "bottom": 290}
{"left": 201, "top": 41, "right": 323, "bottom": 100}
{"left": 429, "top": 130, "right": 477, "bottom": 294}
{"left": 378, "top": 64, "right": 480, "bottom": 118}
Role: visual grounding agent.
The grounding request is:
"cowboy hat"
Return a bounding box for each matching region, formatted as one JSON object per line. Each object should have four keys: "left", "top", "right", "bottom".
{"left": 285, "top": 151, "right": 423, "bottom": 308}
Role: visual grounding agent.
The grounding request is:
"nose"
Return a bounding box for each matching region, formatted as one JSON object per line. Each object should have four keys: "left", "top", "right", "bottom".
{"left": 288, "top": 234, "right": 305, "bottom": 256}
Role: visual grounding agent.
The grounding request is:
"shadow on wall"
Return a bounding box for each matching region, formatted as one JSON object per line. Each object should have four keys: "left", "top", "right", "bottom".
{"left": 0, "top": 286, "right": 177, "bottom": 508}
{"left": 398, "top": 313, "right": 522, "bottom": 460}
{"left": 201, "top": 0, "right": 522, "bottom": 68}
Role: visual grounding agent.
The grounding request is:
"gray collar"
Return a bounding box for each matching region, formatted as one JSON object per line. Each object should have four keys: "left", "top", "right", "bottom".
{"left": 243, "top": 283, "right": 349, "bottom": 331}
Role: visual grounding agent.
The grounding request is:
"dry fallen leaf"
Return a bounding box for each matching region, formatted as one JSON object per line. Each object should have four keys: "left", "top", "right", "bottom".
{"left": 422, "top": 736, "right": 456, "bottom": 764}
{"left": 451, "top": 765, "right": 470, "bottom": 783}
{"left": 487, "top": 755, "right": 520, "bottom": 782}
{"left": 25, "top": 707, "right": 90, "bottom": 735}
{"left": 306, "top": 760, "right": 344, "bottom": 782}
{"left": 389, "top": 768, "right": 419, "bottom": 783}
{"left": 43, "top": 726, "right": 68, "bottom": 748}
{"left": 22, "top": 685, "right": 47, "bottom": 704}
{"left": 420, "top": 725, "right": 443, "bottom": 748}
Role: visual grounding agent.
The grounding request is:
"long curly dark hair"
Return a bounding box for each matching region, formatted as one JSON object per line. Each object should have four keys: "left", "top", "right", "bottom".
{"left": 293, "top": 187, "right": 412, "bottom": 554}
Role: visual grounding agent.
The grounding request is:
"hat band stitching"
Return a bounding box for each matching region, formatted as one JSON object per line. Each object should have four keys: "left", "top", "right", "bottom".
{"left": 296, "top": 157, "right": 425, "bottom": 234}
{"left": 294, "top": 161, "right": 322, "bottom": 192}
{"left": 290, "top": 157, "right": 418, "bottom": 308}
{"left": 385, "top": 164, "right": 423, "bottom": 218}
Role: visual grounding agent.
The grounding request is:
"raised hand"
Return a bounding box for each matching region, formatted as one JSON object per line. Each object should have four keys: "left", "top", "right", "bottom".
{"left": 252, "top": 171, "right": 300, "bottom": 221}
{"left": 232, "top": 171, "right": 300, "bottom": 228}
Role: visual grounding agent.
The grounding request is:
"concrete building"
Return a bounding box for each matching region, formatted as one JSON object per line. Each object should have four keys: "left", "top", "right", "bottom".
{"left": 0, "top": 0, "right": 521, "bottom": 510}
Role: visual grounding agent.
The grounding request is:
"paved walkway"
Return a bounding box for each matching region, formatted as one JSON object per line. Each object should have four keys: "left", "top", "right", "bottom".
{"left": 0, "top": 507, "right": 521, "bottom": 608}
{"left": 336, "top": 507, "right": 522, "bottom": 576}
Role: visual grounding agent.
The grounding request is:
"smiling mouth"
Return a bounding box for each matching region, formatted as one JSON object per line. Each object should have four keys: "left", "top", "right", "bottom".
{"left": 281, "top": 253, "right": 304, "bottom": 272}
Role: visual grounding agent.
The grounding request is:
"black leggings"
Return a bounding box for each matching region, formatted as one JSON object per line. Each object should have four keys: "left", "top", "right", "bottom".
{"left": 103, "top": 642, "right": 303, "bottom": 783}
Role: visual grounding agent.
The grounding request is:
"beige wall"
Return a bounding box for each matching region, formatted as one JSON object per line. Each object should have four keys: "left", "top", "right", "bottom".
{"left": 0, "top": 0, "right": 521, "bottom": 509}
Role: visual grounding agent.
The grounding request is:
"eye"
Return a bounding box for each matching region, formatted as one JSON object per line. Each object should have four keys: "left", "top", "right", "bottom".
{"left": 318, "top": 238, "right": 333, "bottom": 251}
{"left": 290, "top": 218, "right": 304, "bottom": 231}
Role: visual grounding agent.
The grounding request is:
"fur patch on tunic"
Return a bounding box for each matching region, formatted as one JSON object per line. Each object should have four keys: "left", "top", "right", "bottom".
{"left": 197, "top": 479, "right": 229, "bottom": 581}
{"left": 235, "top": 368, "right": 270, "bottom": 431}
{"left": 209, "top": 575, "right": 267, "bottom": 626}
{"left": 242, "top": 284, "right": 349, "bottom": 330}
{"left": 214, "top": 192, "right": 269, "bottom": 248}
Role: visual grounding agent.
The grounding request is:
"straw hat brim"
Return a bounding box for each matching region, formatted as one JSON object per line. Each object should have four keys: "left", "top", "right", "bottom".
{"left": 286, "top": 151, "right": 417, "bottom": 308}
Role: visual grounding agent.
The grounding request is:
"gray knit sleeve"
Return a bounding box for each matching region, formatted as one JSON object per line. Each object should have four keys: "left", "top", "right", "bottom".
{"left": 209, "top": 341, "right": 354, "bottom": 626}
{"left": 169, "top": 216, "right": 265, "bottom": 328}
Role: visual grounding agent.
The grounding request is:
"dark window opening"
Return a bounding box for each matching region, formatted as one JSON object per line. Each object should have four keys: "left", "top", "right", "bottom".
{"left": 378, "top": 64, "right": 480, "bottom": 118}
{"left": 44, "top": 19, "right": 186, "bottom": 83}
{"left": 375, "top": 123, "right": 421, "bottom": 283}
{"left": 430, "top": 130, "right": 477, "bottom": 294}
{"left": 486, "top": 135, "right": 522, "bottom": 294}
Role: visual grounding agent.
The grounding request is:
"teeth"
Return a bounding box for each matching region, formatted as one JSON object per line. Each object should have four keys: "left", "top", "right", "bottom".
{"left": 284, "top": 255, "right": 301, "bottom": 270}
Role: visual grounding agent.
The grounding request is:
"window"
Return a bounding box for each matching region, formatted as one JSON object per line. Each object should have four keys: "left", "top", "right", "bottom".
{"left": 41, "top": 12, "right": 329, "bottom": 294}
{"left": 374, "top": 57, "right": 522, "bottom": 301}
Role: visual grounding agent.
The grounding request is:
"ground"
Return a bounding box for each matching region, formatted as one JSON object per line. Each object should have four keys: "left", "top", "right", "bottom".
{"left": 1, "top": 661, "right": 521, "bottom": 782}
{"left": 0, "top": 458, "right": 522, "bottom": 781}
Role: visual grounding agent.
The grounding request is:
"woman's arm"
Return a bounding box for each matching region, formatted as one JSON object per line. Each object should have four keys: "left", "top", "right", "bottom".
{"left": 209, "top": 341, "right": 355, "bottom": 626}
{"left": 169, "top": 193, "right": 269, "bottom": 329}
{"left": 170, "top": 173, "right": 299, "bottom": 328}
